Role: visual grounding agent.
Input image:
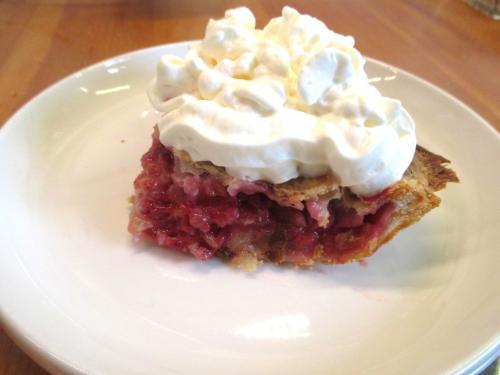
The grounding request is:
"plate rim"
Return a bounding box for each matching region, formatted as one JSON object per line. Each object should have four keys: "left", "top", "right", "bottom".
{"left": 0, "top": 41, "right": 499, "bottom": 375}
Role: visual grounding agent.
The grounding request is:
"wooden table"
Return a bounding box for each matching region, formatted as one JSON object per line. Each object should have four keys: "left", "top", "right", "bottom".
{"left": 0, "top": 1, "right": 498, "bottom": 374}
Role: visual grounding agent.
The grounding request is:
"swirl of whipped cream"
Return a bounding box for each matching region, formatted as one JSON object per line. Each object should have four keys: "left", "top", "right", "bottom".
{"left": 148, "top": 6, "right": 416, "bottom": 195}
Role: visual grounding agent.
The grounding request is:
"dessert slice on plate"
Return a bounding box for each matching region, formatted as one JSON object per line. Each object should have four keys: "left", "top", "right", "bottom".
{"left": 129, "top": 7, "right": 458, "bottom": 269}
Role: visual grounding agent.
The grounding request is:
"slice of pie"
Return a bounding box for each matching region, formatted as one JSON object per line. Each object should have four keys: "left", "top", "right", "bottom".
{"left": 128, "top": 127, "right": 458, "bottom": 270}
{"left": 128, "top": 7, "right": 459, "bottom": 269}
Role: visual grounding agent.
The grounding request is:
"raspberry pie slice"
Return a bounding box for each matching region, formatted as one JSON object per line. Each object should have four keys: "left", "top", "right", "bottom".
{"left": 128, "top": 127, "right": 458, "bottom": 270}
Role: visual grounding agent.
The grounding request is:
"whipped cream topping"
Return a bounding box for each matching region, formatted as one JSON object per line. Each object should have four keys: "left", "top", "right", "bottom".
{"left": 148, "top": 6, "right": 416, "bottom": 195}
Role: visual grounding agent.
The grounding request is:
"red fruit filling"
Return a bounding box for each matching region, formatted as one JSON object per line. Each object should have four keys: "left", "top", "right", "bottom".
{"left": 129, "top": 128, "right": 396, "bottom": 264}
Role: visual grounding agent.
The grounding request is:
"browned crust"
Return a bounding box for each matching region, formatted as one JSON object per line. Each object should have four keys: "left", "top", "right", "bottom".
{"left": 175, "top": 145, "right": 457, "bottom": 200}
{"left": 406, "top": 145, "right": 459, "bottom": 190}
{"left": 306, "top": 145, "right": 459, "bottom": 264}
{"left": 174, "top": 148, "right": 341, "bottom": 201}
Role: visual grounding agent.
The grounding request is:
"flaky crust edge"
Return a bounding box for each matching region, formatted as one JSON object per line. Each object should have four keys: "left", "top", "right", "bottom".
{"left": 314, "top": 145, "right": 459, "bottom": 264}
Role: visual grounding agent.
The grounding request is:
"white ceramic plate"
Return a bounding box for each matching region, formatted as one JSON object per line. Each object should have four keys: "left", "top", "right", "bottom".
{"left": 1, "top": 42, "right": 499, "bottom": 375}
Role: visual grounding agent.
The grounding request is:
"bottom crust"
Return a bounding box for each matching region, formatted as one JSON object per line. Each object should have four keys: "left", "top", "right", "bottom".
{"left": 129, "top": 128, "right": 458, "bottom": 270}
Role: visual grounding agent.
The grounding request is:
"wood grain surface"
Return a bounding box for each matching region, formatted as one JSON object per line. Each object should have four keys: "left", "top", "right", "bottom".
{"left": 0, "top": 1, "right": 499, "bottom": 374}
